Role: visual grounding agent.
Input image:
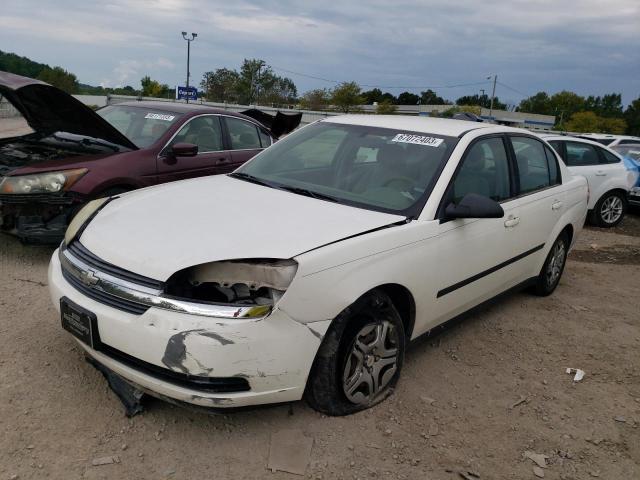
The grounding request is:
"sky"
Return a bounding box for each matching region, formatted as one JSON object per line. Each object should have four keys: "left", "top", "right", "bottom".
{"left": 1, "top": 0, "right": 639, "bottom": 106}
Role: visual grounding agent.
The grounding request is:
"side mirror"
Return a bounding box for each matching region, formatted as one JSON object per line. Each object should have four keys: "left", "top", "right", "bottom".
{"left": 170, "top": 143, "right": 198, "bottom": 157}
{"left": 445, "top": 193, "right": 504, "bottom": 219}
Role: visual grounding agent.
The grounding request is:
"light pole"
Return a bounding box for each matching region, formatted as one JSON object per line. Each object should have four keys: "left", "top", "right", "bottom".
{"left": 487, "top": 75, "right": 497, "bottom": 121}
{"left": 181, "top": 31, "right": 197, "bottom": 103}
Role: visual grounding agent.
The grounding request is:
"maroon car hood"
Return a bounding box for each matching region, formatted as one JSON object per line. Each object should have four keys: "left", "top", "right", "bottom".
{"left": 0, "top": 71, "right": 137, "bottom": 150}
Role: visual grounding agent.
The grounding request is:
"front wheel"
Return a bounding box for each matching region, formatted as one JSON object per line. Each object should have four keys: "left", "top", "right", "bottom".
{"left": 533, "top": 232, "right": 569, "bottom": 296}
{"left": 591, "top": 191, "right": 626, "bottom": 228}
{"left": 305, "top": 291, "right": 405, "bottom": 416}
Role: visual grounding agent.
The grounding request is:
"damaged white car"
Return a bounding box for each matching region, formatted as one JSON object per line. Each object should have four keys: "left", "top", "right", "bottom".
{"left": 48, "top": 116, "right": 588, "bottom": 415}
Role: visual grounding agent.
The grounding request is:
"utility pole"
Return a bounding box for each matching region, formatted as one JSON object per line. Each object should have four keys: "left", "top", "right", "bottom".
{"left": 181, "top": 32, "right": 197, "bottom": 103}
{"left": 488, "top": 75, "right": 497, "bottom": 121}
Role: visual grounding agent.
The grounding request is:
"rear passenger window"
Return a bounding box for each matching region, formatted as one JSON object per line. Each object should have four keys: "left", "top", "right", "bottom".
{"left": 565, "top": 141, "right": 600, "bottom": 166}
{"left": 225, "top": 117, "right": 261, "bottom": 150}
{"left": 599, "top": 148, "right": 621, "bottom": 164}
{"left": 511, "top": 137, "right": 553, "bottom": 194}
{"left": 452, "top": 137, "right": 511, "bottom": 203}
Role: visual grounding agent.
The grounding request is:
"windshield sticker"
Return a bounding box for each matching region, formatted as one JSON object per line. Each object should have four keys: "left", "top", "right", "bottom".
{"left": 391, "top": 134, "right": 444, "bottom": 147}
{"left": 144, "top": 113, "right": 175, "bottom": 121}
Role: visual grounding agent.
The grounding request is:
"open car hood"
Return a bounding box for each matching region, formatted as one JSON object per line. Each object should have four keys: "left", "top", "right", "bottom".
{"left": 241, "top": 109, "right": 302, "bottom": 138}
{"left": 0, "top": 71, "right": 137, "bottom": 150}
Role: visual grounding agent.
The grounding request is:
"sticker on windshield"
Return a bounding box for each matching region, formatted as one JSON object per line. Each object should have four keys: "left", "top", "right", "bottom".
{"left": 144, "top": 113, "right": 175, "bottom": 121}
{"left": 391, "top": 134, "right": 444, "bottom": 147}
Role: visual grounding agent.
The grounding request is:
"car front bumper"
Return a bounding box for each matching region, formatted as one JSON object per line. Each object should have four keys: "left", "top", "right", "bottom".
{"left": 0, "top": 192, "right": 80, "bottom": 244}
{"left": 629, "top": 190, "right": 640, "bottom": 207}
{"left": 48, "top": 250, "right": 331, "bottom": 409}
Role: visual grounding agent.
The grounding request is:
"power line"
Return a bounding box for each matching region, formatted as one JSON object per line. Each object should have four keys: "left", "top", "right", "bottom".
{"left": 496, "top": 80, "right": 530, "bottom": 98}
{"left": 270, "top": 64, "right": 492, "bottom": 90}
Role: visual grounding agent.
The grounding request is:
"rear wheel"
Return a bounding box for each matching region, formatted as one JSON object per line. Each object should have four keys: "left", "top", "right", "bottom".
{"left": 533, "top": 232, "right": 569, "bottom": 296}
{"left": 305, "top": 291, "right": 405, "bottom": 416}
{"left": 591, "top": 191, "right": 626, "bottom": 228}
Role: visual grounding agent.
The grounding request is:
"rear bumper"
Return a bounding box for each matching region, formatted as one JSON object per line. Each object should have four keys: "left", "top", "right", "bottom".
{"left": 48, "top": 250, "right": 331, "bottom": 408}
{"left": 0, "top": 192, "right": 80, "bottom": 244}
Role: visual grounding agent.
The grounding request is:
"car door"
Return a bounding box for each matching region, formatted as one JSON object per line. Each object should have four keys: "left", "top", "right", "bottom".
{"left": 156, "top": 114, "right": 230, "bottom": 182}
{"left": 431, "top": 135, "right": 524, "bottom": 324}
{"left": 223, "top": 116, "right": 267, "bottom": 170}
{"left": 505, "top": 135, "right": 565, "bottom": 277}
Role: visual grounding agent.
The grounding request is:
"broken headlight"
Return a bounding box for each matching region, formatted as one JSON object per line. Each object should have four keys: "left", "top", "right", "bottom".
{"left": 165, "top": 259, "right": 298, "bottom": 309}
{"left": 64, "top": 197, "right": 111, "bottom": 245}
{"left": 0, "top": 168, "right": 88, "bottom": 194}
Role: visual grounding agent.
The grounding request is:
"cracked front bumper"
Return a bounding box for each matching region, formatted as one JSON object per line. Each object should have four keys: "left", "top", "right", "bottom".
{"left": 48, "top": 250, "right": 331, "bottom": 408}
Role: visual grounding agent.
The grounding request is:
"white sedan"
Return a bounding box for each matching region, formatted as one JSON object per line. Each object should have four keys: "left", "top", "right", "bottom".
{"left": 542, "top": 135, "right": 634, "bottom": 227}
{"left": 48, "top": 116, "right": 588, "bottom": 415}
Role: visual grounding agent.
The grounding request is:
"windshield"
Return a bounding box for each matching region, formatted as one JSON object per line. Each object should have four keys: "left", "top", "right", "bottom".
{"left": 97, "top": 105, "right": 182, "bottom": 148}
{"left": 235, "top": 121, "right": 457, "bottom": 216}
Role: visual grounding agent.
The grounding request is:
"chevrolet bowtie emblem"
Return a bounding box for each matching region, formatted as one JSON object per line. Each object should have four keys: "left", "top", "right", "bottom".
{"left": 79, "top": 269, "right": 99, "bottom": 287}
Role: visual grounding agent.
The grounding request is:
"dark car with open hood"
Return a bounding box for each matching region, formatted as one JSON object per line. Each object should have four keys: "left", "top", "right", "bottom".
{"left": 0, "top": 71, "right": 301, "bottom": 244}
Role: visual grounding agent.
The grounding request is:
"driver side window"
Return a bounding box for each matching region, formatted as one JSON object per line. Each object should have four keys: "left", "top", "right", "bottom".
{"left": 168, "top": 116, "right": 223, "bottom": 153}
{"left": 452, "top": 137, "right": 511, "bottom": 203}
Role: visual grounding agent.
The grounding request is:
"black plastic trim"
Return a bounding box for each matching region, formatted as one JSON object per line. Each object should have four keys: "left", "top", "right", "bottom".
{"left": 437, "top": 243, "right": 545, "bottom": 298}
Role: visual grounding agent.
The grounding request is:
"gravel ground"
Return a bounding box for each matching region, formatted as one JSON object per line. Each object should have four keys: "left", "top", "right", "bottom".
{"left": 1, "top": 215, "right": 639, "bottom": 480}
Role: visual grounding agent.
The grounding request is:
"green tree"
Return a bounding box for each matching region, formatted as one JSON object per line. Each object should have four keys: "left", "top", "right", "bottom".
{"left": 421, "top": 89, "right": 448, "bottom": 105}
{"left": 598, "top": 117, "right": 627, "bottom": 134}
{"left": 140, "top": 76, "right": 171, "bottom": 97}
{"left": 397, "top": 91, "right": 420, "bottom": 104}
{"left": 331, "top": 82, "right": 364, "bottom": 113}
{"left": 456, "top": 94, "right": 506, "bottom": 110}
{"left": 584, "top": 93, "right": 623, "bottom": 118}
{"left": 441, "top": 105, "right": 481, "bottom": 117}
{"left": 299, "top": 88, "right": 330, "bottom": 110}
{"left": 565, "top": 111, "right": 600, "bottom": 132}
{"left": 623, "top": 97, "right": 640, "bottom": 136}
{"left": 200, "top": 68, "right": 240, "bottom": 102}
{"left": 518, "top": 91, "right": 552, "bottom": 115}
{"left": 549, "top": 91, "right": 585, "bottom": 127}
{"left": 37, "top": 66, "right": 79, "bottom": 93}
{"left": 376, "top": 99, "right": 397, "bottom": 114}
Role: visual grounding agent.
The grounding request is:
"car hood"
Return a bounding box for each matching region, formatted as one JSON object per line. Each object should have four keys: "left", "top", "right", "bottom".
{"left": 0, "top": 71, "right": 137, "bottom": 150}
{"left": 79, "top": 175, "right": 405, "bottom": 281}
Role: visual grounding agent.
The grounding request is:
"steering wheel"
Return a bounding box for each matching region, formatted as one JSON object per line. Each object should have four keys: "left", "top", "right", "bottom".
{"left": 382, "top": 176, "right": 415, "bottom": 190}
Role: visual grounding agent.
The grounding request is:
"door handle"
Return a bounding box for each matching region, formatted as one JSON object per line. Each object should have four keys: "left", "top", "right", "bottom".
{"left": 595, "top": 171, "right": 606, "bottom": 176}
{"left": 504, "top": 216, "right": 520, "bottom": 228}
{"left": 552, "top": 200, "right": 563, "bottom": 210}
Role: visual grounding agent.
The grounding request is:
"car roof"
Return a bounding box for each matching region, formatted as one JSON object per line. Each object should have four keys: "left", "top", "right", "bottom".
{"left": 112, "top": 100, "right": 247, "bottom": 117}
{"left": 320, "top": 114, "right": 519, "bottom": 137}
{"left": 538, "top": 134, "right": 607, "bottom": 147}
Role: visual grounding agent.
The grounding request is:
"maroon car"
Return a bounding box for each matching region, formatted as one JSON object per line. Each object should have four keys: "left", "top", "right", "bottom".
{"left": 0, "top": 71, "right": 300, "bottom": 244}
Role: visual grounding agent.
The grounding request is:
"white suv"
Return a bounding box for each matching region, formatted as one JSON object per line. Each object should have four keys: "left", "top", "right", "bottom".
{"left": 542, "top": 135, "right": 634, "bottom": 227}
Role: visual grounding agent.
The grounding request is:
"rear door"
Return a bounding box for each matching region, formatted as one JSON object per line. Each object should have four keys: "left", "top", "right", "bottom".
{"left": 505, "top": 135, "right": 565, "bottom": 277}
{"left": 223, "top": 116, "right": 268, "bottom": 170}
{"left": 156, "top": 114, "right": 230, "bottom": 182}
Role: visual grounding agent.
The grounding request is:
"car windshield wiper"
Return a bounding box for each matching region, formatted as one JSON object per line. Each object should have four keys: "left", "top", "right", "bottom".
{"left": 51, "top": 133, "right": 121, "bottom": 152}
{"left": 278, "top": 185, "right": 341, "bottom": 203}
{"left": 228, "top": 172, "right": 275, "bottom": 188}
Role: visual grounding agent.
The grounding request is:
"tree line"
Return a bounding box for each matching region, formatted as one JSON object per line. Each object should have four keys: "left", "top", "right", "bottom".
{"left": 1, "top": 50, "right": 638, "bottom": 135}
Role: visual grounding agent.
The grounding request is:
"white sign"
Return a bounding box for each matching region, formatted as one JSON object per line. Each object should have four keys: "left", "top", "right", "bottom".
{"left": 391, "top": 134, "right": 444, "bottom": 147}
{"left": 144, "top": 113, "right": 175, "bottom": 121}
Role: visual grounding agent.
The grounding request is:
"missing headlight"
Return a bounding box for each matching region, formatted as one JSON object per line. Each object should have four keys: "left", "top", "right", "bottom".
{"left": 164, "top": 259, "right": 297, "bottom": 307}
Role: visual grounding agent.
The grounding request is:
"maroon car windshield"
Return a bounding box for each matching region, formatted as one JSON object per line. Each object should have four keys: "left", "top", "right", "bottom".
{"left": 97, "top": 105, "right": 183, "bottom": 148}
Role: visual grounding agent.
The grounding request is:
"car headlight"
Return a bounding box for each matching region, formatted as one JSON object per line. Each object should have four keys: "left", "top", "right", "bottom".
{"left": 165, "top": 259, "right": 298, "bottom": 310}
{"left": 0, "top": 168, "right": 88, "bottom": 195}
{"left": 64, "top": 197, "right": 111, "bottom": 245}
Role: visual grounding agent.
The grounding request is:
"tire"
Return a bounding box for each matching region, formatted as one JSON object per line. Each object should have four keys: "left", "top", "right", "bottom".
{"left": 591, "top": 191, "right": 626, "bottom": 228}
{"left": 533, "top": 232, "right": 569, "bottom": 296}
{"left": 305, "top": 290, "right": 405, "bottom": 416}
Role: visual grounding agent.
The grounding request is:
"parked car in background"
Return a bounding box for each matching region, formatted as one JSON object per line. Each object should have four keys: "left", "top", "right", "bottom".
{"left": 49, "top": 116, "right": 588, "bottom": 415}
{"left": 611, "top": 143, "right": 640, "bottom": 207}
{"left": 575, "top": 133, "right": 640, "bottom": 147}
{"left": 542, "top": 135, "right": 633, "bottom": 227}
{"left": 0, "top": 71, "right": 300, "bottom": 244}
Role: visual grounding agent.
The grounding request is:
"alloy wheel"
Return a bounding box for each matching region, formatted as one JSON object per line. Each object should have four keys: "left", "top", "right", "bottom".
{"left": 546, "top": 240, "right": 566, "bottom": 288}
{"left": 600, "top": 195, "right": 623, "bottom": 224}
{"left": 342, "top": 321, "right": 399, "bottom": 405}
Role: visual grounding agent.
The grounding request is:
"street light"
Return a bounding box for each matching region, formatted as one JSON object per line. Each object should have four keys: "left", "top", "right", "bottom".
{"left": 181, "top": 31, "right": 197, "bottom": 103}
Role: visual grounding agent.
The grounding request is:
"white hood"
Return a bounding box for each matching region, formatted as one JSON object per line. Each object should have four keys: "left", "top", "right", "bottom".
{"left": 79, "top": 175, "right": 405, "bottom": 281}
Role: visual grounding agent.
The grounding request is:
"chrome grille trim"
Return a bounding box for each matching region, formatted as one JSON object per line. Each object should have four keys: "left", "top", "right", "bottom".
{"left": 59, "top": 246, "right": 271, "bottom": 319}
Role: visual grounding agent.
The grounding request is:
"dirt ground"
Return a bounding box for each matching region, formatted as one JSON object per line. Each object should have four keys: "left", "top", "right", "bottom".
{"left": 1, "top": 215, "right": 639, "bottom": 480}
